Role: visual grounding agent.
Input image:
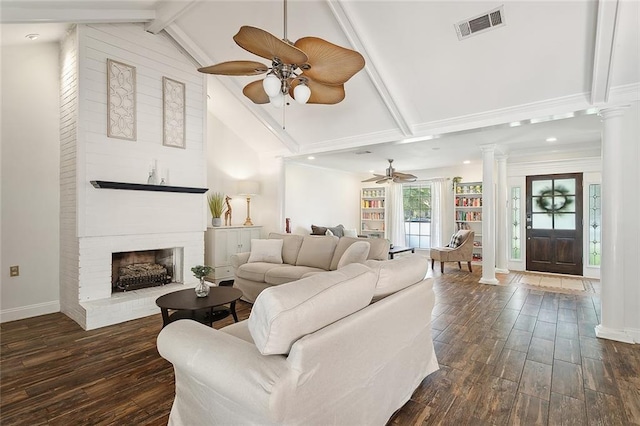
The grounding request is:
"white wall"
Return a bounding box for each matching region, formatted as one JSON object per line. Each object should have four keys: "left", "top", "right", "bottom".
{"left": 1, "top": 42, "right": 61, "bottom": 321}
{"left": 285, "top": 162, "right": 362, "bottom": 235}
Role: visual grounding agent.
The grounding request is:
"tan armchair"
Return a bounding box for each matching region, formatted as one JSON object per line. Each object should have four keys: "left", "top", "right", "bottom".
{"left": 429, "top": 230, "right": 475, "bottom": 273}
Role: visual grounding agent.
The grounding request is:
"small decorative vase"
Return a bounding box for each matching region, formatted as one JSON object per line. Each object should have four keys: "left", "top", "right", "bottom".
{"left": 195, "top": 277, "right": 210, "bottom": 297}
{"left": 212, "top": 217, "right": 222, "bottom": 227}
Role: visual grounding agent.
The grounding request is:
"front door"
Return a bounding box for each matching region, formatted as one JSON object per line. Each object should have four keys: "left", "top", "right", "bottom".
{"left": 526, "top": 173, "right": 583, "bottom": 275}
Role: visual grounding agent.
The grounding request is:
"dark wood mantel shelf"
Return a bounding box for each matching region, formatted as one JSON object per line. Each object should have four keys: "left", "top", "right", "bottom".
{"left": 90, "top": 180, "right": 208, "bottom": 194}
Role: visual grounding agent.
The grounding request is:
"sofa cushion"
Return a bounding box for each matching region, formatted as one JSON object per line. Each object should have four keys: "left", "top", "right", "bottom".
{"left": 268, "top": 233, "right": 303, "bottom": 265}
{"left": 330, "top": 237, "right": 390, "bottom": 270}
{"left": 337, "top": 241, "right": 370, "bottom": 269}
{"left": 265, "top": 265, "right": 325, "bottom": 285}
{"left": 236, "top": 262, "right": 287, "bottom": 283}
{"left": 248, "top": 263, "right": 376, "bottom": 355}
{"left": 248, "top": 239, "right": 283, "bottom": 264}
{"left": 365, "top": 256, "right": 429, "bottom": 302}
{"left": 296, "top": 235, "right": 339, "bottom": 270}
{"left": 220, "top": 321, "right": 254, "bottom": 344}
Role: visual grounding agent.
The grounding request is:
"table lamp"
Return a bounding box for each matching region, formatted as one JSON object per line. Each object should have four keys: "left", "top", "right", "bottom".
{"left": 237, "top": 181, "right": 260, "bottom": 226}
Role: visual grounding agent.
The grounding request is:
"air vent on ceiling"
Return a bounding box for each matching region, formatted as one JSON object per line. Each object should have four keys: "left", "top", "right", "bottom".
{"left": 455, "top": 6, "right": 505, "bottom": 40}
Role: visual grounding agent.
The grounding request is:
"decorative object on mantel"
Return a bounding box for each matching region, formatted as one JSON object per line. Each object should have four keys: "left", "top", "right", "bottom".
{"left": 191, "top": 265, "right": 213, "bottom": 297}
{"left": 162, "top": 77, "right": 186, "bottom": 149}
{"left": 90, "top": 180, "right": 207, "bottom": 194}
{"left": 207, "top": 192, "right": 225, "bottom": 227}
{"left": 224, "top": 196, "right": 233, "bottom": 226}
{"left": 286, "top": 217, "right": 291, "bottom": 233}
{"left": 107, "top": 59, "right": 136, "bottom": 141}
{"left": 196, "top": 0, "right": 365, "bottom": 108}
{"left": 147, "top": 159, "right": 159, "bottom": 185}
{"left": 237, "top": 180, "right": 260, "bottom": 226}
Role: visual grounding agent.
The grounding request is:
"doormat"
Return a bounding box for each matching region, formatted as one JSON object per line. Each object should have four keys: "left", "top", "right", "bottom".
{"left": 517, "top": 273, "right": 586, "bottom": 291}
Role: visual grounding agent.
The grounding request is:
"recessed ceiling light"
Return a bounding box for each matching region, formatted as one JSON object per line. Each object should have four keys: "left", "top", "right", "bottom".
{"left": 546, "top": 137, "right": 557, "bottom": 142}
{"left": 463, "top": 160, "right": 471, "bottom": 164}
{"left": 25, "top": 34, "right": 40, "bottom": 41}
{"left": 368, "top": 170, "right": 374, "bottom": 173}
{"left": 509, "top": 121, "right": 522, "bottom": 127}
{"left": 307, "top": 156, "right": 315, "bottom": 160}
{"left": 432, "top": 147, "right": 440, "bottom": 151}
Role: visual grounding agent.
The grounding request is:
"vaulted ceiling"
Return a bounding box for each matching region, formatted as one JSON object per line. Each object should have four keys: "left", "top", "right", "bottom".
{"left": 2, "top": 0, "right": 638, "bottom": 174}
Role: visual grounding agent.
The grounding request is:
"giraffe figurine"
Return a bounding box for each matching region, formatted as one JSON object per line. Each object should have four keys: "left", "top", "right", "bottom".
{"left": 224, "top": 196, "right": 232, "bottom": 226}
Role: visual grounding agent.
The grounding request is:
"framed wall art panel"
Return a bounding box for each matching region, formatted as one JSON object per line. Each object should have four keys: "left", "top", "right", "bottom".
{"left": 162, "top": 77, "right": 186, "bottom": 149}
{"left": 107, "top": 59, "right": 137, "bottom": 141}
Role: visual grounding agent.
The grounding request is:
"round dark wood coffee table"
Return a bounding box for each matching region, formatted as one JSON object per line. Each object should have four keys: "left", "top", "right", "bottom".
{"left": 155, "top": 286, "right": 243, "bottom": 328}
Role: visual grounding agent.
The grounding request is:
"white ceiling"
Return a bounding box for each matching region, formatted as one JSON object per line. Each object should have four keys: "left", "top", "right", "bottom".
{"left": 1, "top": 0, "right": 638, "bottom": 174}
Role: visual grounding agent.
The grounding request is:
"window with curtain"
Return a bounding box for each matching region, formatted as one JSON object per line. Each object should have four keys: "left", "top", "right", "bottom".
{"left": 403, "top": 184, "right": 432, "bottom": 249}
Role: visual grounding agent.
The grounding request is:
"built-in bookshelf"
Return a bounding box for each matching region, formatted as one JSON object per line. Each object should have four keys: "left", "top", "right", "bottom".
{"left": 454, "top": 182, "right": 483, "bottom": 261}
{"left": 360, "top": 187, "right": 386, "bottom": 238}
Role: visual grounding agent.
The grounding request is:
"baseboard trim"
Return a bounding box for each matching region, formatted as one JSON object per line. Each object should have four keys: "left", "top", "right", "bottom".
{"left": 595, "top": 324, "right": 636, "bottom": 344}
{"left": 0, "top": 301, "right": 60, "bottom": 323}
{"left": 495, "top": 268, "right": 510, "bottom": 274}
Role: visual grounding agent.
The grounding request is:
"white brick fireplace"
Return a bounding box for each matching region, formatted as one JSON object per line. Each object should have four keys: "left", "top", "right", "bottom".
{"left": 60, "top": 24, "right": 207, "bottom": 330}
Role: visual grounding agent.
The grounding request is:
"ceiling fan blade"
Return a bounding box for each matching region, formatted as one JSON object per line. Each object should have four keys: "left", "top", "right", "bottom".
{"left": 234, "top": 26, "right": 308, "bottom": 65}
{"left": 290, "top": 77, "right": 345, "bottom": 104}
{"left": 361, "top": 174, "right": 386, "bottom": 182}
{"left": 392, "top": 175, "right": 417, "bottom": 183}
{"left": 242, "top": 80, "right": 270, "bottom": 104}
{"left": 376, "top": 178, "right": 390, "bottom": 184}
{"left": 393, "top": 172, "right": 418, "bottom": 180}
{"left": 198, "top": 60, "right": 269, "bottom": 76}
{"left": 294, "top": 37, "right": 365, "bottom": 86}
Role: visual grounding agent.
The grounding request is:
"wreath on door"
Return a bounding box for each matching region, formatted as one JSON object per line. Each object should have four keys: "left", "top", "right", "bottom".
{"left": 535, "top": 185, "right": 573, "bottom": 214}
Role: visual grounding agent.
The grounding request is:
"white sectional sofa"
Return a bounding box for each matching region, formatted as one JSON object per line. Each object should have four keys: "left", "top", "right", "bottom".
{"left": 231, "top": 232, "right": 390, "bottom": 302}
{"left": 157, "top": 255, "right": 439, "bottom": 425}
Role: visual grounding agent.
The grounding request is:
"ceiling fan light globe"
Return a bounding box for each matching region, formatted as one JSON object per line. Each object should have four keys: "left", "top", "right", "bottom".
{"left": 293, "top": 83, "right": 311, "bottom": 104}
{"left": 263, "top": 74, "right": 282, "bottom": 97}
{"left": 269, "top": 93, "right": 285, "bottom": 108}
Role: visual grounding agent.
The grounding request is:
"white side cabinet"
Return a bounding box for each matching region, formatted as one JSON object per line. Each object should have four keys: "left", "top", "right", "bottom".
{"left": 205, "top": 226, "right": 262, "bottom": 284}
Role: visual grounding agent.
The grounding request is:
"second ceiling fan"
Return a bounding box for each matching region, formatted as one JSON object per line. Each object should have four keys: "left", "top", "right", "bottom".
{"left": 362, "top": 159, "right": 418, "bottom": 184}
{"left": 197, "top": 0, "right": 365, "bottom": 107}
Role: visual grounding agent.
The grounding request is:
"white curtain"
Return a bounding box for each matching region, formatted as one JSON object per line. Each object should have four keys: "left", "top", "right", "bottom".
{"left": 387, "top": 183, "right": 406, "bottom": 247}
{"left": 430, "top": 178, "right": 449, "bottom": 247}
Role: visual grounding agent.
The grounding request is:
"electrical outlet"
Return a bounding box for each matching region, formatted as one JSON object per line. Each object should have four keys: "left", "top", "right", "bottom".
{"left": 10, "top": 265, "right": 19, "bottom": 277}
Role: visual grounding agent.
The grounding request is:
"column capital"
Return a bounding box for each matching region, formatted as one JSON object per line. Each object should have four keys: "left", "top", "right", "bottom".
{"left": 598, "top": 105, "right": 630, "bottom": 120}
{"left": 496, "top": 154, "right": 509, "bottom": 162}
{"left": 479, "top": 144, "right": 497, "bottom": 152}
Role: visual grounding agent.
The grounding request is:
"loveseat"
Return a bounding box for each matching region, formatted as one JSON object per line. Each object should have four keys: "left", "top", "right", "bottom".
{"left": 157, "top": 256, "right": 439, "bottom": 425}
{"left": 231, "top": 232, "right": 390, "bottom": 303}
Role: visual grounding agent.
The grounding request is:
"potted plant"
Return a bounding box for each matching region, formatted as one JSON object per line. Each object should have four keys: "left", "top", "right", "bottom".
{"left": 191, "top": 265, "right": 213, "bottom": 297}
{"left": 207, "top": 192, "right": 225, "bottom": 227}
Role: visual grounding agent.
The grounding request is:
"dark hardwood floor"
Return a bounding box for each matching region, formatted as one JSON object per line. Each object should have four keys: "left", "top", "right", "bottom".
{"left": 1, "top": 267, "right": 638, "bottom": 425}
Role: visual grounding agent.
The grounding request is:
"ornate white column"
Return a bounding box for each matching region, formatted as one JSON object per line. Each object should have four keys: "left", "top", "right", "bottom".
{"left": 496, "top": 155, "right": 509, "bottom": 274}
{"left": 480, "top": 145, "right": 498, "bottom": 285}
{"left": 595, "top": 107, "right": 634, "bottom": 343}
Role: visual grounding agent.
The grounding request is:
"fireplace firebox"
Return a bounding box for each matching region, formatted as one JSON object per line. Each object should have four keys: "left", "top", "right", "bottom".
{"left": 112, "top": 248, "right": 183, "bottom": 292}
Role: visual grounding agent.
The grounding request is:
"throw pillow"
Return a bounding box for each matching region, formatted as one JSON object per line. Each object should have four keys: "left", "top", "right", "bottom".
{"left": 343, "top": 228, "right": 358, "bottom": 238}
{"left": 327, "top": 224, "right": 345, "bottom": 237}
{"left": 311, "top": 225, "right": 328, "bottom": 235}
{"left": 325, "top": 229, "right": 334, "bottom": 236}
{"left": 447, "top": 232, "right": 463, "bottom": 248}
{"left": 247, "top": 239, "right": 284, "bottom": 264}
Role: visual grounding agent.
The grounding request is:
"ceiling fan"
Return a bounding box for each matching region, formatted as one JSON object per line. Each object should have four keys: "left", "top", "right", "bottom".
{"left": 197, "top": 0, "right": 365, "bottom": 107}
{"left": 362, "top": 159, "right": 418, "bottom": 184}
